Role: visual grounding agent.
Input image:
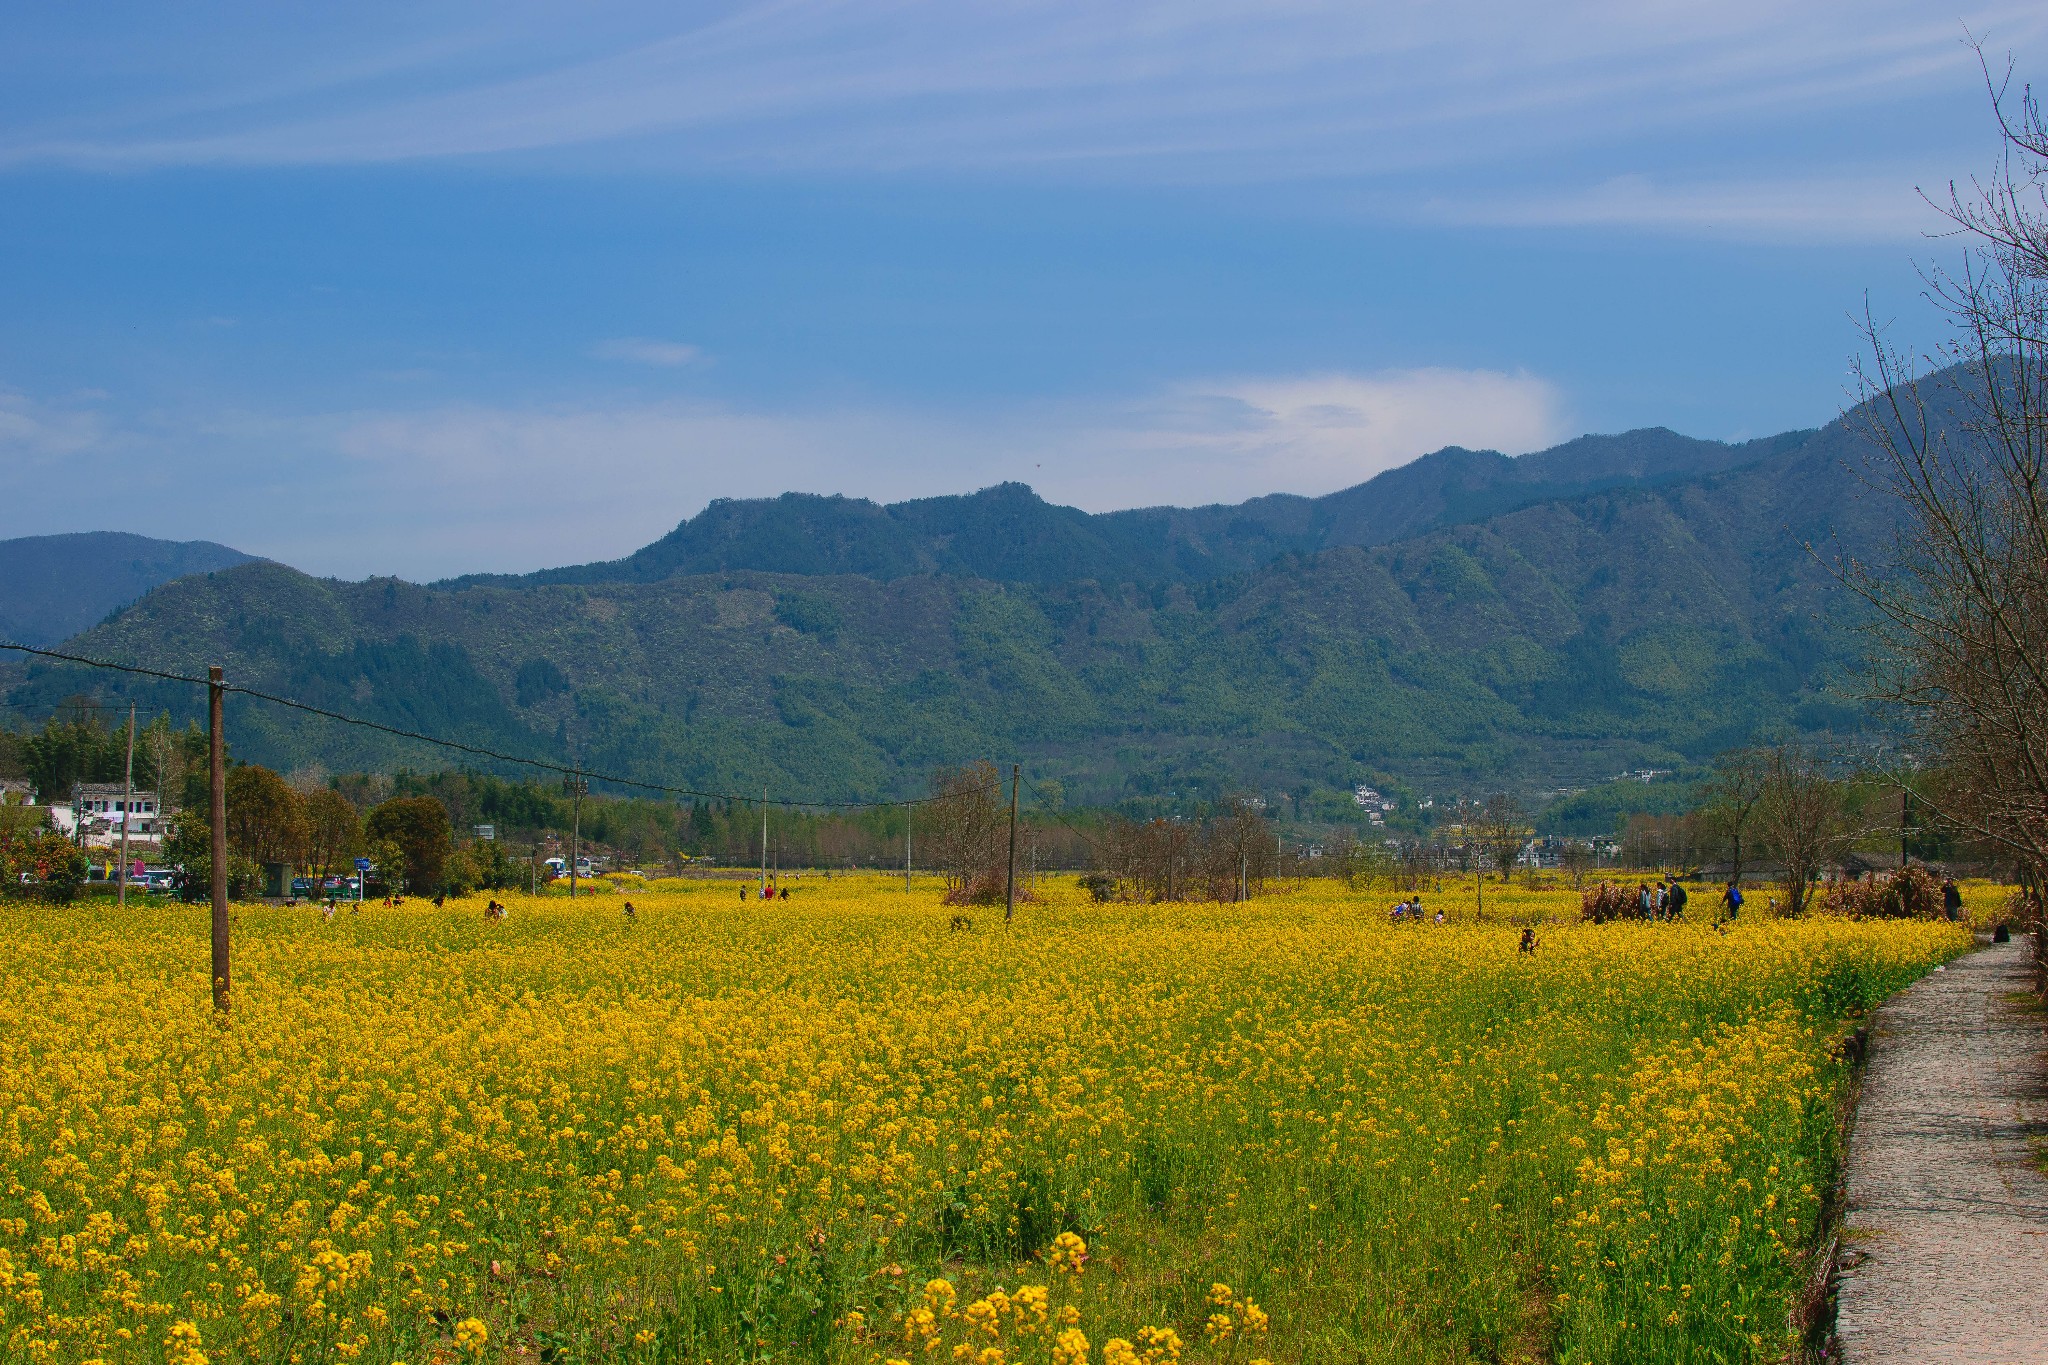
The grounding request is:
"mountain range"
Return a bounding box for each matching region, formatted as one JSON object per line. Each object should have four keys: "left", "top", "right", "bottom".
{"left": 0, "top": 532, "right": 256, "bottom": 648}
{"left": 0, "top": 385, "right": 1922, "bottom": 808}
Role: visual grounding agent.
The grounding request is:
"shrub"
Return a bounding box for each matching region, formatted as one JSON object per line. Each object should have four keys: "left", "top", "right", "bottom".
{"left": 0, "top": 826, "right": 89, "bottom": 903}
{"left": 1580, "top": 881, "right": 1635, "bottom": 923}
{"left": 1816, "top": 867, "right": 1943, "bottom": 919}
{"left": 1077, "top": 872, "right": 1118, "bottom": 903}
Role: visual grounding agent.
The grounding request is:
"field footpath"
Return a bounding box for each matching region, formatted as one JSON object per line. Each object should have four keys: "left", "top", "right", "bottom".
{"left": 1834, "top": 935, "right": 2048, "bottom": 1363}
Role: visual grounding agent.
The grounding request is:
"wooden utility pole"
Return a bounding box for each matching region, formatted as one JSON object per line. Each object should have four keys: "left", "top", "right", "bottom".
{"left": 208, "top": 667, "right": 229, "bottom": 1013}
{"left": 1900, "top": 787, "right": 1911, "bottom": 869}
{"left": 118, "top": 702, "right": 135, "bottom": 909}
{"left": 904, "top": 808, "right": 912, "bottom": 892}
{"left": 760, "top": 789, "right": 768, "bottom": 894}
{"left": 1004, "top": 763, "right": 1019, "bottom": 923}
{"left": 562, "top": 775, "right": 587, "bottom": 897}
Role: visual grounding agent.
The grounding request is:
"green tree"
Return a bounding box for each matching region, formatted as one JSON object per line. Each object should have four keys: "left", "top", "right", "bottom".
{"left": 365, "top": 796, "right": 453, "bottom": 892}
{"left": 225, "top": 765, "right": 310, "bottom": 866}
{"left": 163, "top": 812, "right": 259, "bottom": 902}
{"left": 301, "top": 789, "right": 362, "bottom": 882}
{"left": 442, "top": 838, "right": 520, "bottom": 897}
{"left": 20, "top": 700, "right": 125, "bottom": 799}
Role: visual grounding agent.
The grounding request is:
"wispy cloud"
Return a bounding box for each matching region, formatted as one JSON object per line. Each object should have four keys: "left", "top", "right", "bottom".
{"left": 4, "top": 1, "right": 2042, "bottom": 194}
{"left": 0, "top": 367, "right": 1568, "bottom": 579}
{"left": 0, "top": 388, "right": 111, "bottom": 466}
{"left": 1421, "top": 173, "right": 1951, "bottom": 243}
{"left": 592, "top": 337, "right": 703, "bottom": 367}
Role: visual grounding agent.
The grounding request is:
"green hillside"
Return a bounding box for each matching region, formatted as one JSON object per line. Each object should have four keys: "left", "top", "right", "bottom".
{"left": 0, "top": 399, "right": 1891, "bottom": 804}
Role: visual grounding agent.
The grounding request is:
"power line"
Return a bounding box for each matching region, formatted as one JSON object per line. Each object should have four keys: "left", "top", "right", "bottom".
{"left": 1022, "top": 774, "right": 1111, "bottom": 859}
{"left": 0, "top": 639, "right": 986, "bottom": 811}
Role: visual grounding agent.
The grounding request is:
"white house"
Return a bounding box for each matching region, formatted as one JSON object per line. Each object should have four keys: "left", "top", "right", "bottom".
{"left": 70, "top": 783, "right": 167, "bottom": 845}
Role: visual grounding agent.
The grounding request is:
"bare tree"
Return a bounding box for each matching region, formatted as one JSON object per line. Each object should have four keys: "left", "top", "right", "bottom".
{"left": 1696, "top": 748, "right": 1768, "bottom": 882}
{"left": 925, "top": 762, "right": 1008, "bottom": 901}
{"left": 1756, "top": 744, "right": 1865, "bottom": 916}
{"left": 1201, "top": 798, "right": 1275, "bottom": 899}
{"left": 1848, "top": 60, "right": 2048, "bottom": 971}
{"left": 1472, "top": 794, "right": 1529, "bottom": 883}
{"left": 1558, "top": 838, "right": 1595, "bottom": 889}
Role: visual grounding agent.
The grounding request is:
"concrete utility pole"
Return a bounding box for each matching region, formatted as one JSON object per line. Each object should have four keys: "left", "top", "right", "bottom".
{"left": 118, "top": 702, "right": 135, "bottom": 909}
{"left": 208, "top": 667, "right": 229, "bottom": 1013}
{"left": 904, "top": 808, "right": 912, "bottom": 892}
{"left": 1004, "top": 763, "right": 1020, "bottom": 923}
{"left": 760, "top": 789, "right": 768, "bottom": 894}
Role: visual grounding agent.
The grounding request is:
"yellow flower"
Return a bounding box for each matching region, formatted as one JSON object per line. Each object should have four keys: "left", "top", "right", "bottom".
{"left": 165, "top": 1321, "right": 208, "bottom": 1365}
{"left": 453, "top": 1317, "right": 489, "bottom": 1355}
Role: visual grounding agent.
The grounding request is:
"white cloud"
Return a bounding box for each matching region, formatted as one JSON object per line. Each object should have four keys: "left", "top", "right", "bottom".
{"left": 592, "top": 337, "right": 703, "bottom": 367}
{"left": 1060, "top": 369, "right": 1568, "bottom": 508}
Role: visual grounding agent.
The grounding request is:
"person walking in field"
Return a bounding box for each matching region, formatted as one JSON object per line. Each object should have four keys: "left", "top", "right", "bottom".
{"left": 1942, "top": 878, "right": 1963, "bottom": 922}
{"left": 1638, "top": 883, "right": 1654, "bottom": 919}
{"left": 1720, "top": 881, "right": 1743, "bottom": 922}
{"left": 1519, "top": 926, "right": 1538, "bottom": 955}
{"left": 623, "top": 899, "right": 636, "bottom": 921}
{"left": 1668, "top": 879, "right": 1688, "bottom": 919}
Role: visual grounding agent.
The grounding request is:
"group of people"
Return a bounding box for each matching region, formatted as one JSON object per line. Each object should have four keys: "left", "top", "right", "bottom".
{"left": 1631, "top": 879, "right": 1691, "bottom": 919}
{"left": 1388, "top": 895, "right": 1445, "bottom": 925}
{"left": 740, "top": 883, "right": 794, "bottom": 901}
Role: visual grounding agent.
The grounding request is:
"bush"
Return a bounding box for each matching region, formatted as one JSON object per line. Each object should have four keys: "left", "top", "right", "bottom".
{"left": 1816, "top": 867, "right": 1943, "bottom": 919}
{"left": 1580, "top": 882, "right": 1635, "bottom": 923}
{"left": 0, "top": 826, "right": 89, "bottom": 903}
{"left": 1077, "top": 872, "right": 1118, "bottom": 903}
{"left": 942, "top": 870, "right": 1036, "bottom": 907}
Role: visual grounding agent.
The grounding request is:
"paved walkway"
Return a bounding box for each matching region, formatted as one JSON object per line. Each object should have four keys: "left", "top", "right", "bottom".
{"left": 1836, "top": 936, "right": 2048, "bottom": 1364}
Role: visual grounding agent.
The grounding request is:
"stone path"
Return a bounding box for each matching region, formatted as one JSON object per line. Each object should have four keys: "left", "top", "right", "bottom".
{"left": 1835, "top": 936, "right": 2048, "bottom": 1364}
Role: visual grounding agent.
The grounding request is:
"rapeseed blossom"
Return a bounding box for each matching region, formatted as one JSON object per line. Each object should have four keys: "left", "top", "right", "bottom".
{"left": 0, "top": 878, "right": 1965, "bottom": 1362}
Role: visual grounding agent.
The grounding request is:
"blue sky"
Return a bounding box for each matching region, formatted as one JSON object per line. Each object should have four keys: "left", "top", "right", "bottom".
{"left": 2, "top": 1, "right": 2044, "bottom": 580}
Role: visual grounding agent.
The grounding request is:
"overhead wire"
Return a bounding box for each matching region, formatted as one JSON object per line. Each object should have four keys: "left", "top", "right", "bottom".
{"left": 1021, "top": 773, "right": 1111, "bottom": 859}
{"left": 0, "top": 639, "right": 989, "bottom": 811}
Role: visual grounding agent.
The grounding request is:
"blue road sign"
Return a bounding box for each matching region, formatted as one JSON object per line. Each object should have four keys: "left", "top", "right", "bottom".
{"left": 354, "top": 857, "right": 372, "bottom": 871}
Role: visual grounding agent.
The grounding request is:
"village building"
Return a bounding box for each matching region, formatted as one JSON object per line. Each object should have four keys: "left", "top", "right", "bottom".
{"left": 69, "top": 782, "right": 167, "bottom": 845}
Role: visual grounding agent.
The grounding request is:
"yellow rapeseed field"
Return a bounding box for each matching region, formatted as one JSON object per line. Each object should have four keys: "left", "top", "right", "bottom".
{"left": 0, "top": 877, "right": 1968, "bottom": 1365}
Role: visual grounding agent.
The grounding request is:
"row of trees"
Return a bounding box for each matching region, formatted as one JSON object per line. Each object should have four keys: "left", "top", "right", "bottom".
{"left": 0, "top": 705, "right": 212, "bottom": 811}
{"left": 159, "top": 766, "right": 518, "bottom": 899}
{"left": 919, "top": 762, "right": 1281, "bottom": 904}
{"left": 1618, "top": 744, "right": 1899, "bottom": 915}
